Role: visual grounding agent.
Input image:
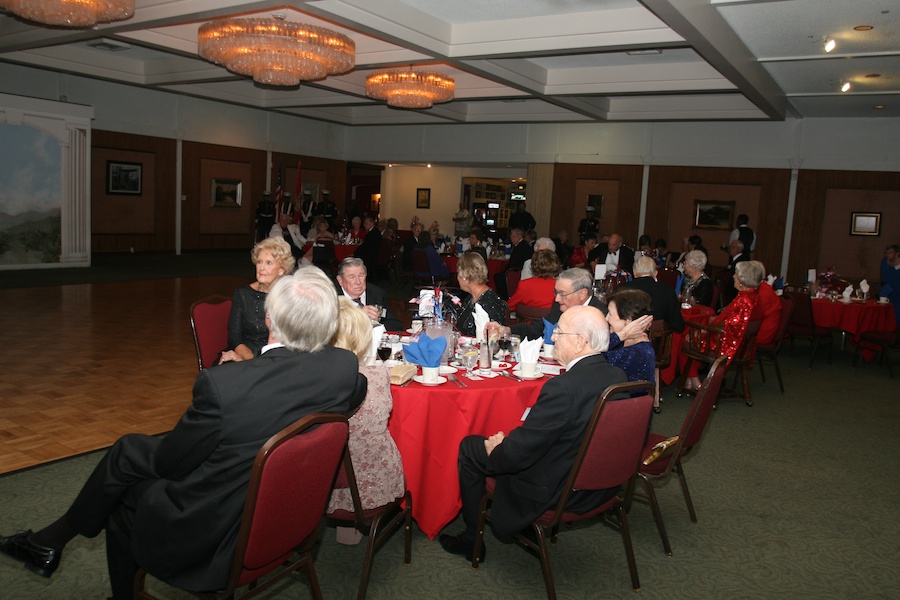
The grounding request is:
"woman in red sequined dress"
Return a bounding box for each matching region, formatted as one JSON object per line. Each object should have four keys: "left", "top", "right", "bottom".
{"left": 684, "top": 261, "right": 764, "bottom": 390}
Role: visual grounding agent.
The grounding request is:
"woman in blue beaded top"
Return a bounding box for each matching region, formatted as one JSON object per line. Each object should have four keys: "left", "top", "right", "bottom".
{"left": 604, "top": 288, "right": 656, "bottom": 387}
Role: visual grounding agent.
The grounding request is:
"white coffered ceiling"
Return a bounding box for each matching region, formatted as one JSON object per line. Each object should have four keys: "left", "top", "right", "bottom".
{"left": 0, "top": 0, "right": 896, "bottom": 126}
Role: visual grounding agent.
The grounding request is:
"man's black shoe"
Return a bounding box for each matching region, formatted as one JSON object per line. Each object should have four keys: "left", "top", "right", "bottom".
{"left": 0, "top": 530, "right": 63, "bottom": 578}
{"left": 439, "top": 533, "right": 486, "bottom": 564}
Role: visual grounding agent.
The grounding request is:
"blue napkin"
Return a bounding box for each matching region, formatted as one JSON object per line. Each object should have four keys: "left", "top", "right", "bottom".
{"left": 774, "top": 277, "right": 784, "bottom": 291}
{"left": 881, "top": 284, "right": 893, "bottom": 298}
{"left": 675, "top": 274, "right": 684, "bottom": 295}
{"left": 402, "top": 334, "right": 447, "bottom": 368}
{"left": 542, "top": 318, "right": 555, "bottom": 345}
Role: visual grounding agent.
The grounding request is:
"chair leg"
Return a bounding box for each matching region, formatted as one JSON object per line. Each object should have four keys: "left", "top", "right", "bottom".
{"left": 639, "top": 475, "right": 672, "bottom": 556}
{"left": 533, "top": 525, "right": 557, "bottom": 600}
{"left": 653, "top": 367, "right": 661, "bottom": 413}
{"left": 303, "top": 553, "right": 324, "bottom": 600}
{"left": 404, "top": 496, "right": 413, "bottom": 566}
{"left": 615, "top": 503, "right": 641, "bottom": 592}
{"left": 676, "top": 358, "right": 693, "bottom": 397}
{"left": 741, "top": 365, "right": 752, "bottom": 407}
{"left": 674, "top": 462, "right": 697, "bottom": 523}
{"left": 471, "top": 493, "right": 492, "bottom": 570}
{"left": 773, "top": 356, "right": 785, "bottom": 393}
{"left": 758, "top": 355, "right": 767, "bottom": 383}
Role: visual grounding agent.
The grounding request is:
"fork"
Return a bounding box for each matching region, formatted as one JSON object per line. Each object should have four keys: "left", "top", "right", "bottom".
{"left": 448, "top": 373, "right": 467, "bottom": 388}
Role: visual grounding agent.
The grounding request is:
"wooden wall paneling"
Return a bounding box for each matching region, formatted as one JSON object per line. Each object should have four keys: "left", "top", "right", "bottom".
{"left": 91, "top": 131, "right": 176, "bottom": 253}
{"left": 791, "top": 169, "right": 900, "bottom": 284}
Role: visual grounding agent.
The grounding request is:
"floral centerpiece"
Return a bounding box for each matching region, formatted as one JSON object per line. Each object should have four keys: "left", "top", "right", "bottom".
{"left": 594, "top": 269, "right": 632, "bottom": 302}
{"left": 813, "top": 266, "right": 850, "bottom": 298}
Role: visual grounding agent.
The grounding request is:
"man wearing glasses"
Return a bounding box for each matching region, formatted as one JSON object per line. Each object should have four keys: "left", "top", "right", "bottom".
{"left": 486, "top": 268, "right": 606, "bottom": 342}
{"left": 440, "top": 305, "right": 628, "bottom": 562}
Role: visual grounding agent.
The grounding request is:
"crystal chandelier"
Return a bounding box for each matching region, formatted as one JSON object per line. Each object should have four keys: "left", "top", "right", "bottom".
{"left": 366, "top": 68, "right": 455, "bottom": 109}
{"left": 3, "top": 0, "right": 134, "bottom": 27}
{"left": 197, "top": 16, "right": 355, "bottom": 87}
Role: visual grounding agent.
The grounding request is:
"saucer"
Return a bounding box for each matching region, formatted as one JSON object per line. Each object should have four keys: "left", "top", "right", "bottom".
{"left": 512, "top": 366, "right": 544, "bottom": 380}
{"left": 439, "top": 365, "right": 458, "bottom": 375}
{"left": 413, "top": 375, "right": 447, "bottom": 386}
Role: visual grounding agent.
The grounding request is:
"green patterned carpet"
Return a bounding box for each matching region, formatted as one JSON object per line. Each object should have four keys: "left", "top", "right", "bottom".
{"left": 1, "top": 342, "right": 897, "bottom": 599}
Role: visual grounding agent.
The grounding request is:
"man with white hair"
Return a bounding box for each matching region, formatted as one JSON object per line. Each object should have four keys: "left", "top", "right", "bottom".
{"left": 440, "top": 305, "right": 628, "bottom": 562}
{"left": 0, "top": 268, "right": 367, "bottom": 599}
{"left": 618, "top": 255, "right": 685, "bottom": 332}
{"left": 520, "top": 237, "right": 557, "bottom": 280}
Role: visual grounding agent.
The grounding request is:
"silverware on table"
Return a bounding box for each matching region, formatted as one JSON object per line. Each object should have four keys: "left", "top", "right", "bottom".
{"left": 500, "top": 370, "right": 524, "bottom": 382}
{"left": 448, "top": 373, "right": 467, "bottom": 388}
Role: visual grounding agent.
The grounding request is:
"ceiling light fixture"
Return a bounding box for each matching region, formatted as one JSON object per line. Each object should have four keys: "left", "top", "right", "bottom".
{"left": 366, "top": 68, "right": 454, "bottom": 109}
{"left": 3, "top": 0, "right": 134, "bottom": 27}
{"left": 824, "top": 38, "right": 836, "bottom": 53}
{"left": 841, "top": 81, "right": 851, "bottom": 93}
{"left": 197, "top": 15, "right": 355, "bottom": 87}
{"left": 873, "top": 105, "right": 885, "bottom": 109}
{"left": 854, "top": 25, "right": 874, "bottom": 31}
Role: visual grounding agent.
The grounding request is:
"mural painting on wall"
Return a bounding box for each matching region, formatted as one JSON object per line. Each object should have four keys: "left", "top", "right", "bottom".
{"left": 694, "top": 200, "right": 735, "bottom": 230}
{"left": 0, "top": 123, "right": 61, "bottom": 265}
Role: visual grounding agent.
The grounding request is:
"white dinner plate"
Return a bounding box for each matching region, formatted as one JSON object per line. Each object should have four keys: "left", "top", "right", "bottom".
{"left": 439, "top": 365, "right": 458, "bottom": 375}
{"left": 512, "top": 366, "right": 544, "bottom": 380}
{"left": 413, "top": 375, "right": 448, "bottom": 386}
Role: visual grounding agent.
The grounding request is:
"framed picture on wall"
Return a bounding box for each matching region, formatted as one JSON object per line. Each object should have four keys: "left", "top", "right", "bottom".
{"left": 586, "top": 194, "right": 603, "bottom": 218}
{"left": 416, "top": 188, "right": 431, "bottom": 209}
{"left": 694, "top": 200, "right": 735, "bottom": 230}
{"left": 106, "top": 161, "right": 142, "bottom": 195}
{"left": 850, "top": 212, "right": 881, "bottom": 236}
{"left": 211, "top": 179, "right": 242, "bottom": 208}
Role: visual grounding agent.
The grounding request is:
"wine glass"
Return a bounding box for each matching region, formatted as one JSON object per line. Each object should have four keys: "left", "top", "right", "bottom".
{"left": 509, "top": 335, "right": 521, "bottom": 363}
{"left": 460, "top": 343, "right": 478, "bottom": 375}
{"left": 498, "top": 332, "right": 511, "bottom": 361}
{"left": 377, "top": 344, "right": 393, "bottom": 363}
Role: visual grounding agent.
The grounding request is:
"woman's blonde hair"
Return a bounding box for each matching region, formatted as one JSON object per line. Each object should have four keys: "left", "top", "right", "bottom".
{"left": 457, "top": 252, "right": 488, "bottom": 285}
{"left": 331, "top": 296, "right": 371, "bottom": 361}
{"left": 251, "top": 236, "right": 295, "bottom": 274}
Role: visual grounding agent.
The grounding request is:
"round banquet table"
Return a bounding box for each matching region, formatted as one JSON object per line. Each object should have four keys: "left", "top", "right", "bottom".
{"left": 811, "top": 298, "right": 895, "bottom": 359}
{"left": 388, "top": 368, "right": 545, "bottom": 539}
{"left": 442, "top": 255, "right": 508, "bottom": 290}
{"left": 334, "top": 244, "right": 359, "bottom": 262}
{"left": 659, "top": 304, "right": 716, "bottom": 386}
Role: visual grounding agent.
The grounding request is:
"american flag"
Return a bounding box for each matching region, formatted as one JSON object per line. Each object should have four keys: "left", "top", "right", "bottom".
{"left": 274, "top": 166, "right": 283, "bottom": 217}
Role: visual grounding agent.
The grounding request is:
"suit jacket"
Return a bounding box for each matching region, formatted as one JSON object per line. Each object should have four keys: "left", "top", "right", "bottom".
{"left": 337, "top": 282, "right": 403, "bottom": 332}
{"left": 485, "top": 353, "right": 628, "bottom": 538}
{"left": 617, "top": 276, "right": 685, "bottom": 332}
{"left": 588, "top": 244, "right": 636, "bottom": 273}
{"left": 511, "top": 296, "right": 607, "bottom": 341}
{"left": 506, "top": 240, "right": 533, "bottom": 272}
{"left": 131, "top": 346, "right": 367, "bottom": 590}
{"left": 354, "top": 227, "right": 382, "bottom": 272}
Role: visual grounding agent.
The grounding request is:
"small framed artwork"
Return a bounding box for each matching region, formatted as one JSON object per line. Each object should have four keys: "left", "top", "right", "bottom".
{"left": 694, "top": 200, "right": 735, "bottom": 230}
{"left": 211, "top": 178, "right": 243, "bottom": 208}
{"left": 586, "top": 194, "right": 603, "bottom": 218}
{"left": 416, "top": 188, "right": 431, "bottom": 209}
{"left": 106, "top": 160, "right": 142, "bottom": 195}
{"left": 850, "top": 212, "right": 881, "bottom": 236}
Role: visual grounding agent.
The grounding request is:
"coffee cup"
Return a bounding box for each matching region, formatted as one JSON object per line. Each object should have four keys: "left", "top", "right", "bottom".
{"left": 543, "top": 342, "right": 555, "bottom": 358}
{"left": 520, "top": 362, "right": 539, "bottom": 377}
{"left": 411, "top": 319, "right": 423, "bottom": 333}
{"left": 422, "top": 366, "right": 440, "bottom": 383}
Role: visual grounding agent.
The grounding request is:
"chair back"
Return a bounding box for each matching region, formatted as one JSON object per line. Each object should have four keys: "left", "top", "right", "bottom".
{"left": 228, "top": 413, "right": 348, "bottom": 590}
{"left": 515, "top": 304, "right": 551, "bottom": 323}
{"left": 710, "top": 284, "right": 720, "bottom": 311}
{"left": 680, "top": 355, "right": 727, "bottom": 451}
{"left": 731, "top": 319, "right": 761, "bottom": 364}
{"left": 312, "top": 240, "right": 336, "bottom": 271}
{"left": 786, "top": 290, "right": 814, "bottom": 333}
{"left": 376, "top": 238, "right": 396, "bottom": 268}
{"left": 190, "top": 295, "right": 232, "bottom": 370}
{"left": 506, "top": 268, "right": 522, "bottom": 298}
{"left": 767, "top": 296, "right": 794, "bottom": 350}
{"left": 656, "top": 268, "right": 679, "bottom": 290}
{"left": 411, "top": 248, "right": 431, "bottom": 281}
{"left": 650, "top": 319, "right": 673, "bottom": 370}
{"left": 558, "top": 381, "right": 654, "bottom": 508}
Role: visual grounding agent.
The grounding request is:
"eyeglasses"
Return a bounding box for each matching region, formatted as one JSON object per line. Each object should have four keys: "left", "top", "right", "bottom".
{"left": 553, "top": 288, "right": 577, "bottom": 299}
{"left": 552, "top": 327, "right": 581, "bottom": 338}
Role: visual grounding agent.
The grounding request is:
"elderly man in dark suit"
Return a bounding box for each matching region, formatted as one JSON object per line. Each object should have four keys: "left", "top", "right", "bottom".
{"left": 618, "top": 255, "right": 684, "bottom": 332}
{"left": 353, "top": 215, "right": 382, "bottom": 276}
{"left": 494, "top": 227, "right": 533, "bottom": 299}
{"left": 440, "top": 305, "right": 628, "bottom": 561}
{"left": 588, "top": 232, "right": 635, "bottom": 274}
{"left": 335, "top": 257, "right": 403, "bottom": 332}
{"left": 0, "top": 268, "right": 367, "bottom": 599}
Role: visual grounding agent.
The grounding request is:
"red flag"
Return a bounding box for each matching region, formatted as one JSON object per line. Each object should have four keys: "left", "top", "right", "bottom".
{"left": 274, "top": 166, "right": 283, "bottom": 218}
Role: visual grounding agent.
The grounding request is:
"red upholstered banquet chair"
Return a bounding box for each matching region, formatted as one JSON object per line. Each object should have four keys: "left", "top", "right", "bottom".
{"left": 505, "top": 268, "right": 522, "bottom": 299}
{"left": 853, "top": 329, "right": 898, "bottom": 378}
{"left": 755, "top": 296, "right": 794, "bottom": 393}
{"left": 471, "top": 381, "right": 654, "bottom": 597}
{"left": 515, "top": 304, "right": 551, "bottom": 323}
{"left": 326, "top": 447, "right": 413, "bottom": 600}
{"left": 649, "top": 319, "right": 673, "bottom": 413}
{"left": 134, "top": 413, "right": 349, "bottom": 600}
{"left": 633, "top": 356, "right": 726, "bottom": 556}
{"left": 656, "top": 267, "right": 679, "bottom": 290}
{"left": 784, "top": 290, "right": 832, "bottom": 369}
{"left": 190, "top": 295, "right": 232, "bottom": 371}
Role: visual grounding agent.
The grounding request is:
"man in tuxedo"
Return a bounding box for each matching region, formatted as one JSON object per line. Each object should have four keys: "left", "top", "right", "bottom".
{"left": 440, "top": 305, "right": 628, "bottom": 560}
{"left": 354, "top": 215, "right": 382, "bottom": 276}
{"left": 588, "top": 233, "right": 635, "bottom": 274}
{"left": 720, "top": 239, "right": 750, "bottom": 306}
{"left": 487, "top": 268, "right": 607, "bottom": 342}
{"left": 494, "top": 228, "right": 533, "bottom": 299}
{"left": 336, "top": 257, "right": 403, "bottom": 332}
{"left": 0, "top": 268, "right": 367, "bottom": 599}
{"left": 618, "top": 255, "right": 684, "bottom": 332}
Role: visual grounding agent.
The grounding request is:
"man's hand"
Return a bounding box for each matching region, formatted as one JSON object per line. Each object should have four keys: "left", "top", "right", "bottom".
{"left": 484, "top": 431, "right": 506, "bottom": 456}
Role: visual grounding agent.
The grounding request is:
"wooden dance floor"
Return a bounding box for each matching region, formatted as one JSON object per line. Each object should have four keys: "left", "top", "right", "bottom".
{"left": 0, "top": 276, "right": 246, "bottom": 474}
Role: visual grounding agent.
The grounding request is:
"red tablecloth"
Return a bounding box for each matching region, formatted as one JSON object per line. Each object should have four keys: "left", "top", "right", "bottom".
{"left": 660, "top": 305, "right": 716, "bottom": 386}
{"left": 442, "top": 255, "right": 508, "bottom": 290}
{"left": 334, "top": 244, "right": 359, "bottom": 262}
{"left": 811, "top": 298, "right": 895, "bottom": 359}
{"left": 388, "top": 371, "right": 544, "bottom": 539}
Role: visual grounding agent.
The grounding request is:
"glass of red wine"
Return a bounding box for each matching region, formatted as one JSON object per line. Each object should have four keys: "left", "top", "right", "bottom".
{"left": 497, "top": 332, "right": 511, "bottom": 360}
{"left": 377, "top": 344, "right": 393, "bottom": 363}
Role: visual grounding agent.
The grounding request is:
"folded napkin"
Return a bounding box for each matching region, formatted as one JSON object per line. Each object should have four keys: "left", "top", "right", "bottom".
{"left": 860, "top": 279, "right": 870, "bottom": 294}
{"left": 807, "top": 268, "right": 816, "bottom": 284}
{"left": 542, "top": 318, "right": 556, "bottom": 344}
{"left": 594, "top": 264, "right": 608, "bottom": 280}
{"left": 519, "top": 337, "right": 543, "bottom": 364}
{"left": 675, "top": 274, "right": 684, "bottom": 295}
{"left": 881, "top": 284, "right": 893, "bottom": 299}
{"left": 774, "top": 277, "right": 784, "bottom": 291}
{"left": 403, "top": 334, "right": 448, "bottom": 368}
{"left": 474, "top": 303, "right": 490, "bottom": 342}
{"left": 367, "top": 325, "right": 386, "bottom": 366}
{"left": 842, "top": 285, "right": 853, "bottom": 301}
{"left": 766, "top": 274, "right": 776, "bottom": 286}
